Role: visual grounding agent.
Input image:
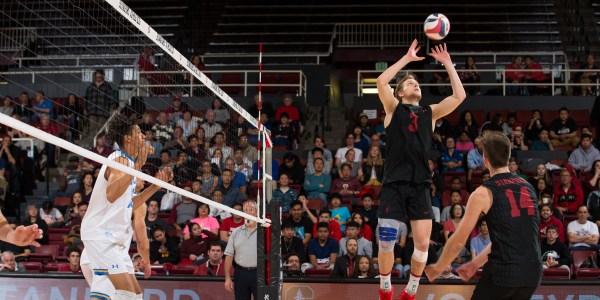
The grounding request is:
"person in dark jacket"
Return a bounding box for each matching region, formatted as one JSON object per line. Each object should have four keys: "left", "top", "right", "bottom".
{"left": 179, "top": 222, "right": 219, "bottom": 265}
{"left": 540, "top": 225, "right": 572, "bottom": 274}
{"left": 330, "top": 237, "right": 359, "bottom": 278}
{"left": 149, "top": 227, "right": 180, "bottom": 264}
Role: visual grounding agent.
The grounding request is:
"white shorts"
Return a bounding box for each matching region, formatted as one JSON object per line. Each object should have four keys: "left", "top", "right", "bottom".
{"left": 81, "top": 241, "right": 135, "bottom": 299}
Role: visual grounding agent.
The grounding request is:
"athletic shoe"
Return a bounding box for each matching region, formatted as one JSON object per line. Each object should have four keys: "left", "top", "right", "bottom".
{"left": 378, "top": 287, "right": 394, "bottom": 300}
{"left": 398, "top": 289, "right": 416, "bottom": 300}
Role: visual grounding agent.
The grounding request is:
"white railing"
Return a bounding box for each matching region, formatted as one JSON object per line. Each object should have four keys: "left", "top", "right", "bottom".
{"left": 202, "top": 52, "right": 330, "bottom": 65}
{"left": 357, "top": 68, "right": 599, "bottom": 96}
{"left": 445, "top": 52, "right": 567, "bottom": 65}
{"left": 0, "top": 27, "right": 37, "bottom": 52}
{"left": 134, "top": 70, "right": 308, "bottom": 100}
{"left": 14, "top": 54, "right": 139, "bottom": 68}
{"left": 335, "top": 23, "right": 425, "bottom": 49}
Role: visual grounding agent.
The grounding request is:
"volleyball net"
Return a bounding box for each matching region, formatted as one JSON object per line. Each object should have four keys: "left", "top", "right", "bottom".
{"left": 0, "top": 0, "right": 273, "bottom": 225}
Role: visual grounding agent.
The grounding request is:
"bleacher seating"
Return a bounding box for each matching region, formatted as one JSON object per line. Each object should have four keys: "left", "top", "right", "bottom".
{"left": 207, "top": 0, "right": 560, "bottom": 64}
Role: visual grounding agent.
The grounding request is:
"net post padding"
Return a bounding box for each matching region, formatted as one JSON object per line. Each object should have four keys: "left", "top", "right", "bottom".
{"left": 0, "top": 113, "right": 264, "bottom": 223}
{"left": 257, "top": 131, "right": 280, "bottom": 300}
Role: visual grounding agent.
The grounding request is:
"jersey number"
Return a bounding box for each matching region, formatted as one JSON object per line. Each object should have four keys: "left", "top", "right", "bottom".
{"left": 505, "top": 187, "right": 535, "bottom": 218}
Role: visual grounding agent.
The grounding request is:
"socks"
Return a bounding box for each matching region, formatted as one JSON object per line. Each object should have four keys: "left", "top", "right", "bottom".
{"left": 380, "top": 272, "right": 392, "bottom": 292}
{"left": 405, "top": 272, "right": 421, "bottom": 296}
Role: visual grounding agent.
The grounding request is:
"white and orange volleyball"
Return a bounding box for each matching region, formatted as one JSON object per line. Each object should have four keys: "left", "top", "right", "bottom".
{"left": 424, "top": 13, "right": 450, "bottom": 41}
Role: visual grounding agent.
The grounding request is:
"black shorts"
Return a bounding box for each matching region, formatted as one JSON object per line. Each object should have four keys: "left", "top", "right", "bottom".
{"left": 472, "top": 266, "right": 538, "bottom": 300}
{"left": 377, "top": 181, "right": 434, "bottom": 222}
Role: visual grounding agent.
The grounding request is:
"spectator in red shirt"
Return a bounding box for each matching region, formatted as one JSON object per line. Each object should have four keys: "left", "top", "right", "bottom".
{"left": 351, "top": 212, "right": 373, "bottom": 242}
{"left": 312, "top": 209, "right": 342, "bottom": 242}
{"left": 36, "top": 114, "right": 58, "bottom": 167}
{"left": 275, "top": 94, "right": 300, "bottom": 122}
{"left": 82, "top": 133, "right": 112, "bottom": 170}
{"left": 523, "top": 56, "right": 549, "bottom": 95}
{"left": 57, "top": 248, "right": 81, "bottom": 273}
{"left": 554, "top": 169, "right": 584, "bottom": 214}
{"left": 193, "top": 241, "right": 232, "bottom": 276}
{"left": 219, "top": 203, "right": 244, "bottom": 242}
{"left": 539, "top": 203, "right": 565, "bottom": 243}
{"left": 505, "top": 56, "right": 524, "bottom": 95}
{"left": 441, "top": 176, "right": 470, "bottom": 208}
{"left": 330, "top": 163, "right": 362, "bottom": 205}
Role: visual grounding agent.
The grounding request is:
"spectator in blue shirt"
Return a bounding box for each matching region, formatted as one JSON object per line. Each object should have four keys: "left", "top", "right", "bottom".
{"left": 470, "top": 220, "right": 491, "bottom": 260}
{"left": 31, "top": 90, "right": 53, "bottom": 121}
{"left": 302, "top": 222, "right": 339, "bottom": 271}
{"left": 303, "top": 158, "right": 331, "bottom": 206}
{"left": 466, "top": 137, "right": 484, "bottom": 182}
{"left": 219, "top": 169, "right": 246, "bottom": 207}
{"left": 440, "top": 136, "right": 464, "bottom": 172}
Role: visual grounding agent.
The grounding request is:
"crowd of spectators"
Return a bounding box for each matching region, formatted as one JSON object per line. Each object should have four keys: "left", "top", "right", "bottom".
{"left": 0, "top": 86, "right": 597, "bottom": 280}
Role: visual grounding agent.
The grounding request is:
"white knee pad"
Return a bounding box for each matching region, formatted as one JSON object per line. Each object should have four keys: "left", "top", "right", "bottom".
{"left": 378, "top": 218, "right": 401, "bottom": 253}
{"left": 412, "top": 248, "right": 428, "bottom": 263}
{"left": 113, "top": 290, "right": 137, "bottom": 300}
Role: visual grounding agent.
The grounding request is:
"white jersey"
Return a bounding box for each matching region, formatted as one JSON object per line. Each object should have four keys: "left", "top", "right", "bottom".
{"left": 81, "top": 150, "right": 137, "bottom": 246}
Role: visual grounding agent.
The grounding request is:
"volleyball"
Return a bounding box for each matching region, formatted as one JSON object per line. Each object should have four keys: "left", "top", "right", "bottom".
{"left": 424, "top": 13, "right": 450, "bottom": 40}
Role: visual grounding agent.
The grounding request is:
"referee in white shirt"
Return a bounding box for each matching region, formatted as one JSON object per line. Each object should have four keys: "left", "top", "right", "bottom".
{"left": 224, "top": 200, "right": 258, "bottom": 300}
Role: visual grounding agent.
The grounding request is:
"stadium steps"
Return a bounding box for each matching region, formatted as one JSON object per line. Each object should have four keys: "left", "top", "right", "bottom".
{"left": 322, "top": 107, "right": 349, "bottom": 148}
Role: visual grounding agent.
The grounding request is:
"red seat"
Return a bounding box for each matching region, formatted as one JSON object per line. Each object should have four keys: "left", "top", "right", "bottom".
{"left": 487, "top": 109, "right": 512, "bottom": 121}
{"left": 371, "top": 185, "right": 382, "bottom": 201}
{"left": 515, "top": 109, "right": 533, "bottom": 124}
{"left": 43, "top": 262, "right": 62, "bottom": 272}
{"left": 304, "top": 268, "right": 332, "bottom": 278}
{"left": 48, "top": 228, "right": 70, "bottom": 234}
{"left": 28, "top": 245, "right": 59, "bottom": 264}
{"left": 542, "top": 267, "right": 570, "bottom": 280}
{"left": 170, "top": 264, "right": 196, "bottom": 275}
{"left": 543, "top": 110, "right": 560, "bottom": 124}
{"left": 219, "top": 73, "right": 242, "bottom": 95}
{"left": 468, "top": 171, "right": 483, "bottom": 192}
{"left": 261, "top": 72, "right": 279, "bottom": 94}
{"left": 571, "top": 250, "right": 600, "bottom": 280}
{"left": 307, "top": 198, "right": 323, "bottom": 212}
{"left": 280, "top": 73, "right": 301, "bottom": 94}
{"left": 570, "top": 109, "right": 590, "bottom": 128}
{"left": 442, "top": 171, "right": 467, "bottom": 191}
{"left": 21, "top": 262, "right": 43, "bottom": 273}
{"left": 54, "top": 197, "right": 71, "bottom": 206}
{"left": 151, "top": 264, "right": 166, "bottom": 275}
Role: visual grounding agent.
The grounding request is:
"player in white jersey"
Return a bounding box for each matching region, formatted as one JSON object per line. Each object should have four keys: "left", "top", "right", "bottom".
{"left": 81, "top": 178, "right": 156, "bottom": 300}
{"left": 81, "top": 113, "right": 171, "bottom": 300}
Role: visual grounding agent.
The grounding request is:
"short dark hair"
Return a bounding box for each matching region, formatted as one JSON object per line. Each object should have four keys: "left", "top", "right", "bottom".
{"left": 289, "top": 200, "right": 302, "bottom": 210}
{"left": 282, "top": 221, "right": 294, "bottom": 230}
{"left": 539, "top": 203, "right": 553, "bottom": 211}
{"left": 329, "top": 193, "right": 342, "bottom": 202}
{"left": 209, "top": 240, "right": 223, "bottom": 251}
{"left": 481, "top": 130, "right": 511, "bottom": 169}
{"left": 319, "top": 209, "right": 331, "bottom": 217}
{"left": 66, "top": 247, "right": 81, "bottom": 257}
{"left": 582, "top": 133, "right": 592, "bottom": 140}
{"left": 160, "top": 149, "right": 170, "bottom": 156}
{"left": 311, "top": 147, "right": 324, "bottom": 156}
{"left": 558, "top": 106, "right": 569, "bottom": 113}
{"left": 345, "top": 221, "right": 360, "bottom": 229}
{"left": 545, "top": 225, "right": 558, "bottom": 233}
{"left": 317, "top": 222, "right": 329, "bottom": 231}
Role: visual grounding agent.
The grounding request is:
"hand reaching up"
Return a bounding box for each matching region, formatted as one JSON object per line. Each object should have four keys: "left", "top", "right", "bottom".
{"left": 429, "top": 43, "right": 452, "bottom": 65}
{"left": 404, "top": 39, "right": 425, "bottom": 62}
